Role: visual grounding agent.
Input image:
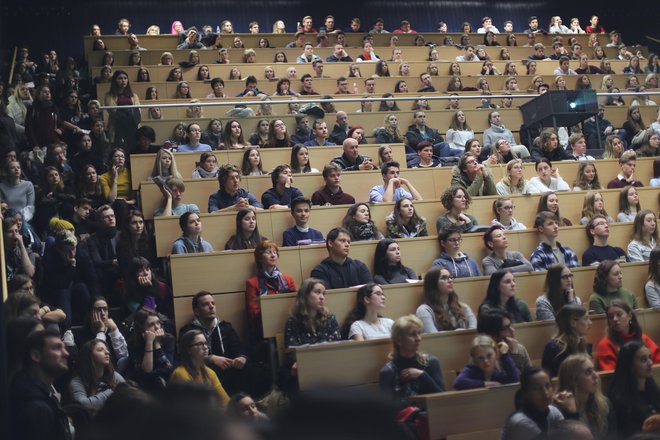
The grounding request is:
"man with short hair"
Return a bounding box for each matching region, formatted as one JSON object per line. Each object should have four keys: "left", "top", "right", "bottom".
{"left": 553, "top": 56, "right": 577, "bottom": 75}
{"left": 87, "top": 205, "right": 121, "bottom": 289}
{"left": 364, "top": 77, "right": 376, "bottom": 94}
{"left": 319, "top": 15, "right": 339, "bottom": 33}
{"left": 570, "top": 43, "right": 583, "bottom": 60}
{"left": 296, "top": 43, "right": 321, "bottom": 64}
{"left": 304, "top": 119, "right": 336, "bottom": 147}
{"left": 446, "top": 94, "right": 461, "bottom": 110}
{"left": 72, "top": 198, "right": 94, "bottom": 242}
{"left": 455, "top": 45, "right": 476, "bottom": 62}
{"left": 503, "top": 21, "right": 514, "bottom": 33}
{"left": 312, "top": 60, "right": 329, "bottom": 78}
{"left": 528, "top": 43, "right": 550, "bottom": 61}
{"left": 582, "top": 215, "right": 628, "bottom": 266}
{"left": 283, "top": 197, "right": 324, "bottom": 246}
{"left": 405, "top": 111, "right": 461, "bottom": 158}
{"left": 326, "top": 44, "right": 352, "bottom": 62}
{"left": 369, "top": 18, "right": 389, "bottom": 34}
{"left": 289, "top": 115, "right": 311, "bottom": 145}
{"left": 525, "top": 15, "right": 547, "bottom": 34}
{"left": 261, "top": 164, "right": 304, "bottom": 209}
{"left": 549, "top": 41, "right": 568, "bottom": 60}
{"left": 311, "top": 164, "right": 356, "bottom": 206}
{"left": 330, "top": 111, "right": 351, "bottom": 144}
{"left": 583, "top": 104, "right": 623, "bottom": 150}
{"left": 315, "top": 32, "right": 330, "bottom": 48}
{"left": 248, "top": 21, "right": 259, "bottom": 33}
{"left": 154, "top": 176, "right": 201, "bottom": 217}
{"left": 349, "top": 17, "right": 364, "bottom": 33}
{"left": 568, "top": 133, "right": 595, "bottom": 161}
{"left": 477, "top": 16, "right": 499, "bottom": 33}
{"left": 10, "top": 329, "right": 74, "bottom": 440}
{"left": 208, "top": 164, "right": 263, "bottom": 212}
{"left": 335, "top": 76, "right": 351, "bottom": 94}
{"left": 236, "top": 75, "right": 263, "bottom": 97}
{"left": 285, "top": 32, "right": 306, "bottom": 49}
{"left": 606, "top": 30, "right": 622, "bottom": 48}
{"left": 530, "top": 212, "right": 580, "bottom": 271}
{"left": 332, "top": 138, "right": 376, "bottom": 171}
{"left": 389, "top": 48, "right": 403, "bottom": 62}
{"left": 179, "top": 291, "right": 248, "bottom": 394}
{"left": 310, "top": 227, "right": 373, "bottom": 289}
{"left": 523, "top": 32, "right": 536, "bottom": 47}
{"left": 215, "top": 48, "right": 230, "bottom": 64}
{"left": 418, "top": 73, "right": 436, "bottom": 93}
{"left": 606, "top": 151, "right": 644, "bottom": 188}
{"left": 369, "top": 161, "right": 422, "bottom": 203}
{"left": 392, "top": 20, "right": 416, "bottom": 34}
{"left": 299, "top": 73, "right": 319, "bottom": 95}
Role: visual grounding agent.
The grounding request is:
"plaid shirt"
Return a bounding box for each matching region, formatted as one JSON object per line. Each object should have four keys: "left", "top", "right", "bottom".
{"left": 530, "top": 241, "right": 579, "bottom": 271}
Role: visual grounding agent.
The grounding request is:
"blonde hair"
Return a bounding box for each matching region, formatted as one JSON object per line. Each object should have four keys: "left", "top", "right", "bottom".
{"left": 469, "top": 334, "right": 497, "bottom": 362}
{"left": 389, "top": 314, "right": 426, "bottom": 365}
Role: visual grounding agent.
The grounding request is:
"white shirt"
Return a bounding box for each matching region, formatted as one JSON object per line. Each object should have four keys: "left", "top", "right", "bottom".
{"left": 348, "top": 317, "right": 394, "bottom": 340}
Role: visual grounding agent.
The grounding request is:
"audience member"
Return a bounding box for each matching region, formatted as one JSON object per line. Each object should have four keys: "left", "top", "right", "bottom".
{"left": 530, "top": 211, "right": 580, "bottom": 271}
{"left": 416, "top": 266, "right": 476, "bottom": 332}
{"left": 310, "top": 227, "right": 373, "bottom": 289}
{"left": 541, "top": 304, "right": 592, "bottom": 377}
{"left": 482, "top": 225, "right": 533, "bottom": 275}
{"left": 582, "top": 215, "right": 627, "bottom": 266}
{"left": 372, "top": 238, "right": 417, "bottom": 284}
{"left": 535, "top": 264, "right": 582, "bottom": 321}
{"left": 311, "top": 163, "right": 356, "bottom": 206}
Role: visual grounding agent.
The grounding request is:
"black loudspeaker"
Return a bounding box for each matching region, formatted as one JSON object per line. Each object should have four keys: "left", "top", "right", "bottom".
{"left": 520, "top": 90, "right": 599, "bottom": 128}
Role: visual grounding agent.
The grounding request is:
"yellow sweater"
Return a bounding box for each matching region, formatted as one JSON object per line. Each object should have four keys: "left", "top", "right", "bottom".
{"left": 100, "top": 168, "right": 133, "bottom": 201}
{"left": 169, "top": 365, "right": 229, "bottom": 405}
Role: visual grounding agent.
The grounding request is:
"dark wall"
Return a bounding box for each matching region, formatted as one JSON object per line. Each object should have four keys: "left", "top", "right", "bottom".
{"left": 1, "top": 1, "right": 658, "bottom": 79}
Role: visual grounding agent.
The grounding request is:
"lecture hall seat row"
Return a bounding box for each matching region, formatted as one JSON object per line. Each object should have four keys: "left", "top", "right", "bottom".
{"left": 91, "top": 59, "right": 632, "bottom": 83}
{"left": 84, "top": 32, "right": 618, "bottom": 54}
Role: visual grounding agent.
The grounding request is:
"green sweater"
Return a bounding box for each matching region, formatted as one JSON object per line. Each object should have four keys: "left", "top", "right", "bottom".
{"left": 588, "top": 288, "right": 639, "bottom": 314}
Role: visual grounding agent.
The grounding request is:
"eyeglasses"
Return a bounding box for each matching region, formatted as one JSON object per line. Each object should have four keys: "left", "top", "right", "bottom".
{"left": 500, "top": 205, "right": 515, "bottom": 210}
{"left": 446, "top": 238, "right": 463, "bottom": 244}
{"left": 190, "top": 341, "right": 208, "bottom": 348}
{"left": 465, "top": 159, "right": 478, "bottom": 166}
{"left": 560, "top": 274, "right": 575, "bottom": 280}
{"left": 439, "top": 275, "right": 454, "bottom": 281}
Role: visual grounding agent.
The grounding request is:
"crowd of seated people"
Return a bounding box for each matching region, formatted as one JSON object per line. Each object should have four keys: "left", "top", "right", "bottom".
{"left": 2, "top": 11, "right": 660, "bottom": 440}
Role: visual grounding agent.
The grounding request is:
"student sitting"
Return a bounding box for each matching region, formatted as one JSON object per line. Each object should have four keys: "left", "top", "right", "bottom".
{"left": 261, "top": 164, "right": 304, "bottom": 209}
{"left": 606, "top": 151, "right": 644, "bottom": 189}
{"left": 541, "top": 304, "right": 592, "bottom": 377}
{"left": 282, "top": 197, "right": 324, "bottom": 246}
{"left": 172, "top": 212, "right": 213, "bottom": 254}
{"left": 153, "top": 177, "right": 200, "bottom": 217}
{"left": 369, "top": 161, "right": 422, "bottom": 203}
{"left": 454, "top": 334, "right": 519, "bottom": 390}
{"left": 310, "top": 227, "right": 373, "bottom": 289}
{"left": 373, "top": 239, "right": 417, "bottom": 284}
{"left": 341, "top": 283, "right": 394, "bottom": 340}
{"left": 530, "top": 212, "right": 580, "bottom": 271}
{"left": 482, "top": 225, "right": 533, "bottom": 275}
{"left": 431, "top": 227, "right": 481, "bottom": 279}
{"left": 582, "top": 215, "right": 627, "bottom": 266}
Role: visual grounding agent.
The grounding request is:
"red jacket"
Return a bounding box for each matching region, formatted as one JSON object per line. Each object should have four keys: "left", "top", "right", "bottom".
{"left": 245, "top": 273, "right": 297, "bottom": 340}
{"left": 596, "top": 332, "right": 660, "bottom": 371}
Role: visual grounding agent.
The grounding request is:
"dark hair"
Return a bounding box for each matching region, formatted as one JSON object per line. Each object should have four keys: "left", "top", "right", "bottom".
{"left": 483, "top": 225, "right": 504, "bottom": 250}
{"left": 178, "top": 211, "right": 199, "bottom": 234}
{"left": 593, "top": 260, "right": 621, "bottom": 295}
{"left": 22, "top": 328, "right": 63, "bottom": 367}
{"left": 440, "top": 186, "right": 471, "bottom": 211}
{"left": 649, "top": 247, "right": 660, "bottom": 286}
{"left": 542, "top": 264, "right": 573, "bottom": 315}
{"left": 240, "top": 147, "right": 263, "bottom": 176}
{"left": 136, "top": 125, "right": 156, "bottom": 143}
{"left": 552, "top": 304, "right": 589, "bottom": 360}
{"left": 290, "top": 197, "right": 311, "bottom": 213}
{"left": 373, "top": 238, "right": 404, "bottom": 280}
{"left": 191, "top": 291, "right": 212, "bottom": 310}
{"left": 585, "top": 214, "right": 608, "bottom": 244}
{"left": 477, "top": 309, "right": 512, "bottom": 339}
{"left": 177, "top": 329, "right": 212, "bottom": 384}
{"left": 109, "top": 70, "right": 132, "bottom": 96}
{"left": 326, "top": 227, "right": 351, "bottom": 252}
{"left": 270, "top": 164, "right": 291, "bottom": 187}
{"left": 537, "top": 192, "right": 563, "bottom": 223}
{"left": 606, "top": 300, "right": 642, "bottom": 346}
{"left": 222, "top": 120, "right": 246, "bottom": 149}
{"left": 341, "top": 283, "right": 381, "bottom": 339}
{"left": 481, "top": 270, "right": 526, "bottom": 322}
{"left": 218, "top": 164, "right": 240, "bottom": 188}
{"left": 609, "top": 340, "right": 660, "bottom": 424}
{"left": 380, "top": 160, "right": 400, "bottom": 175}
{"left": 229, "top": 209, "right": 264, "bottom": 251}
{"left": 290, "top": 145, "right": 311, "bottom": 173}
{"left": 77, "top": 339, "right": 119, "bottom": 395}
{"left": 342, "top": 203, "right": 381, "bottom": 241}
{"left": 423, "top": 266, "right": 467, "bottom": 330}
{"left": 515, "top": 367, "right": 550, "bottom": 410}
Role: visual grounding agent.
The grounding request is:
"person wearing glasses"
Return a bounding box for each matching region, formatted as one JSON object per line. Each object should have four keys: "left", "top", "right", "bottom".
{"left": 535, "top": 264, "right": 582, "bottom": 321}
{"left": 180, "top": 291, "right": 249, "bottom": 394}
{"left": 170, "top": 329, "right": 230, "bottom": 405}
{"left": 431, "top": 226, "right": 481, "bottom": 279}
{"left": 416, "top": 267, "right": 476, "bottom": 333}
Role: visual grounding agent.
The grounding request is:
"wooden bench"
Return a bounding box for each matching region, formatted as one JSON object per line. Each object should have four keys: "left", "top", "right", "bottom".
{"left": 97, "top": 73, "right": 641, "bottom": 102}
{"left": 259, "top": 262, "right": 649, "bottom": 339}
{"left": 91, "top": 61, "right": 633, "bottom": 84}
{"left": 141, "top": 158, "right": 656, "bottom": 223}
{"left": 84, "top": 33, "right": 617, "bottom": 56}
{"left": 130, "top": 143, "right": 407, "bottom": 191}
{"left": 415, "top": 362, "right": 660, "bottom": 440}
{"left": 153, "top": 186, "right": 658, "bottom": 257}
{"left": 88, "top": 45, "right": 623, "bottom": 69}
{"left": 168, "top": 222, "right": 652, "bottom": 297}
